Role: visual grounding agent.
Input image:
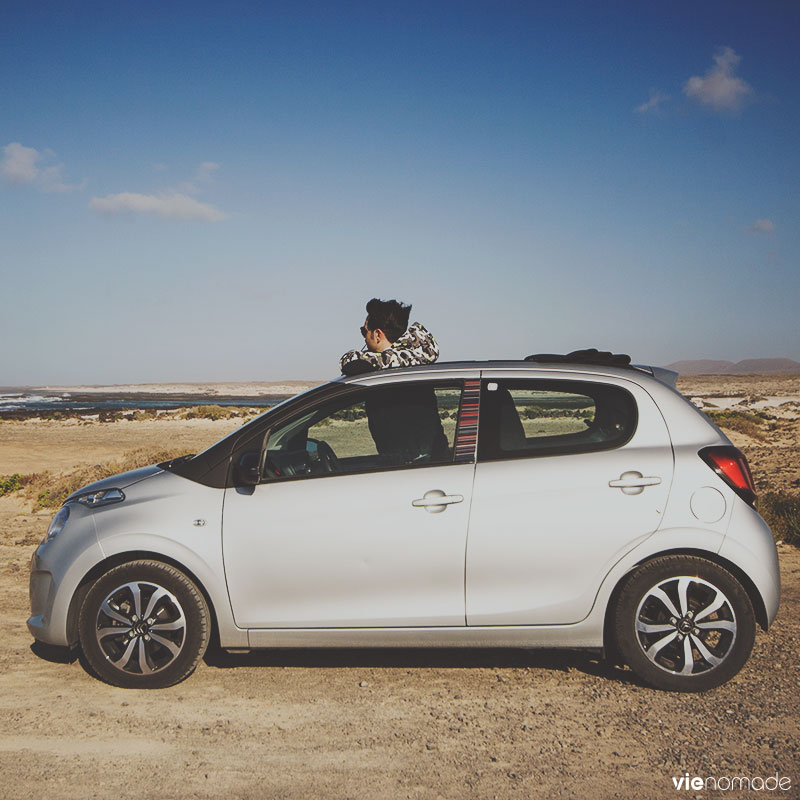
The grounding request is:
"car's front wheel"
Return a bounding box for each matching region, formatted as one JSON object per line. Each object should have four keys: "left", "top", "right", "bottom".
{"left": 78, "top": 560, "right": 210, "bottom": 689}
{"left": 614, "top": 555, "right": 755, "bottom": 692}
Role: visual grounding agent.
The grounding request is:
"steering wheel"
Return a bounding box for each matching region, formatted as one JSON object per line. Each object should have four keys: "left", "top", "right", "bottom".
{"left": 308, "top": 439, "right": 341, "bottom": 473}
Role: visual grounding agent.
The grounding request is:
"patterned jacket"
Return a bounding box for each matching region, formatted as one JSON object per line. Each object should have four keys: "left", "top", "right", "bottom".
{"left": 339, "top": 322, "right": 440, "bottom": 376}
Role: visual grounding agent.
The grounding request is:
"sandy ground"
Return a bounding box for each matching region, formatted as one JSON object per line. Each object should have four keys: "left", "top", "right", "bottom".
{"left": 0, "top": 416, "right": 243, "bottom": 475}
{"left": 675, "top": 373, "right": 800, "bottom": 494}
{"left": 0, "top": 375, "right": 798, "bottom": 799}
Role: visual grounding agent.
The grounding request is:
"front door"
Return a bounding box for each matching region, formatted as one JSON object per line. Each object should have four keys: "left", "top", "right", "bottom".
{"left": 223, "top": 380, "right": 473, "bottom": 628}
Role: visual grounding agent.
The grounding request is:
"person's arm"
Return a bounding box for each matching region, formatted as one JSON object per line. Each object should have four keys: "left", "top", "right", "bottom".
{"left": 338, "top": 322, "right": 440, "bottom": 375}
{"left": 339, "top": 348, "right": 384, "bottom": 375}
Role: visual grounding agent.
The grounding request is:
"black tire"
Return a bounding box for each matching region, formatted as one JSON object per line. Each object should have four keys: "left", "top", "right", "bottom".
{"left": 614, "top": 555, "right": 755, "bottom": 692}
{"left": 78, "top": 560, "right": 210, "bottom": 689}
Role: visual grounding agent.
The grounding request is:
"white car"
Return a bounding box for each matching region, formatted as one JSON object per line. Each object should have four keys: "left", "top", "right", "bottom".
{"left": 28, "top": 359, "right": 780, "bottom": 691}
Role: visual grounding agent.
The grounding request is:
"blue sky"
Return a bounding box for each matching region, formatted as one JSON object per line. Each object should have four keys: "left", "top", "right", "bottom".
{"left": 1, "top": 1, "right": 798, "bottom": 384}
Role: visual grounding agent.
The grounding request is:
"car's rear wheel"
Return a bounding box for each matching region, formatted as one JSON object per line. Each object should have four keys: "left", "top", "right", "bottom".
{"left": 614, "top": 555, "right": 755, "bottom": 692}
{"left": 78, "top": 560, "right": 210, "bottom": 689}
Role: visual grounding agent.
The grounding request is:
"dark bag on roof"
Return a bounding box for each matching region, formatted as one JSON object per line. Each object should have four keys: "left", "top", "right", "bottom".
{"left": 524, "top": 348, "right": 632, "bottom": 367}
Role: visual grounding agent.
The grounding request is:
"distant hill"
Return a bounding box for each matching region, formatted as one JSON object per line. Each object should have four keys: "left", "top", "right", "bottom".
{"left": 666, "top": 358, "right": 800, "bottom": 375}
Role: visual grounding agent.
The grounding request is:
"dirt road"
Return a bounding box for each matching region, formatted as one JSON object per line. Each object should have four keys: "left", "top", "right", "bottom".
{"left": 1, "top": 506, "right": 797, "bottom": 799}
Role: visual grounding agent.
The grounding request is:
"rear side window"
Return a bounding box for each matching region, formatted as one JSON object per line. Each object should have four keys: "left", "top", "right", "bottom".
{"left": 478, "top": 379, "right": 637, "bottom": 460}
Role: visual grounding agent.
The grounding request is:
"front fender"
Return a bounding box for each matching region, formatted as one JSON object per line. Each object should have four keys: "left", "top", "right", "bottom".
{"left": 97, "top": 532, "right": 248, "bottom": 647}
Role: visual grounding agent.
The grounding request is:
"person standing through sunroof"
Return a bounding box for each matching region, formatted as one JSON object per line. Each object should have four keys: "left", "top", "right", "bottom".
{"left": 339, "top": 298, "right": 440, "bottom": 376}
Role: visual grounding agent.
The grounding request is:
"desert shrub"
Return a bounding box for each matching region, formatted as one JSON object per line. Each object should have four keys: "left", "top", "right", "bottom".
{"left": 520, "top": 405, "right": 593, "bottom": 420}
{"left": 0, "top": 473, "right": 23, "bottom": 497}
{"left": 38, "top": 410, "right": 72, "bottom": 421}
{"left": 99, "top": 409, "right": 123, "bottom": 423}
{"left": 23, "top": 448, "right": 185, "bottom": 510}
{"left": 127, "top": 409, "right": 160, "bottom": 422}
{"left": 329, "top": 407, "right": 366, "bottom": 422}
{"left": 757, "top": 492, "right": 800, "bottom": 547}
{"left": 182, "top": 405, "right": 238, "bottom": 421}
{"left": 706, "top": 410, "right": 767, "bottom": 440}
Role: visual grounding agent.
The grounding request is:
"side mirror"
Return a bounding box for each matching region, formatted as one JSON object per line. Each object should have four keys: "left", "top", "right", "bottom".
{"left": 237, "top": 451, "right": 261, "bottom": 486}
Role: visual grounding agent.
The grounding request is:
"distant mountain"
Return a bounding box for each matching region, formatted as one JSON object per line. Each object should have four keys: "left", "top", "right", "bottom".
{"left": 666, "top": 358, "right": 800, "bottom": 375}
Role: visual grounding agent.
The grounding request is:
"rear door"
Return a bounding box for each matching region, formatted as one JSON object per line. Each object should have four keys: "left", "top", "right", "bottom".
{"left": 466, "top": 371, "right": 674, "bottom": 625}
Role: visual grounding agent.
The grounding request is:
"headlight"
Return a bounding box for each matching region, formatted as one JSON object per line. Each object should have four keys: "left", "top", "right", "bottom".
{"left": 75, "top": 488, "right": 126, "bottom": 508}
{"left": 46, "top": 505, "right": 70, "bottom": 541}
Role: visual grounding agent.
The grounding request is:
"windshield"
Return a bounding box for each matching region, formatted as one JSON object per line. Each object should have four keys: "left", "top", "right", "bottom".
{"left": 191, "top": 381, "right": 336, "bottom": 462}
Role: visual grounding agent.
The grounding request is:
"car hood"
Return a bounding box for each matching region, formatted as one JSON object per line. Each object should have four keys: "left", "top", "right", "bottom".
{"left": 65, "top": 464, "right": 164, "bottom": 503}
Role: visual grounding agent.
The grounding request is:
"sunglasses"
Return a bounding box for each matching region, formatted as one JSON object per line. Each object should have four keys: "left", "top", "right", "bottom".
{"left": 360, "top": 325, "right": 368, "bottom": 337}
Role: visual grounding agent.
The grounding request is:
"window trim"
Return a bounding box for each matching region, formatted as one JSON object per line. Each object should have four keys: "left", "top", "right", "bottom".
{"left": 257, "top": 378, "right": 469, "bottom": 484}
{"left": 476, "top": 378, "right": 638, "bottom": 462}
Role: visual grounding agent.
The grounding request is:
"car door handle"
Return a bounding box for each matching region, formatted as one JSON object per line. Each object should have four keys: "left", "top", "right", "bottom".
{"left": 609, "top": 471, "right": 662, "bottom": 495}
{"left": 412, "top": 490, "right": 464, "bottom": 513}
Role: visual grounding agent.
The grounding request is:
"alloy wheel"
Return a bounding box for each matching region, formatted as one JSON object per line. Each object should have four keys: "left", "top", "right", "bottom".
{"left": 95, "top": 581, "right": 187, "bottom": 675}
{"left": 634, "top": 575, "right": 737, "bottom": 676}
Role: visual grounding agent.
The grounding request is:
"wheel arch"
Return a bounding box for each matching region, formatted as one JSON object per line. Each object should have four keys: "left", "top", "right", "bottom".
{"left": 603, "top": 546, "right": 769, "bottom": 658}
{"left": 66, "top": 551, "right": 221, "bottom": 649}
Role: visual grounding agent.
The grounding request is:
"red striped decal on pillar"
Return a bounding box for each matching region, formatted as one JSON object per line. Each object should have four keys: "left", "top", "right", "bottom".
{"left": 454, "top": 379, "right": 481, "bottom": 463}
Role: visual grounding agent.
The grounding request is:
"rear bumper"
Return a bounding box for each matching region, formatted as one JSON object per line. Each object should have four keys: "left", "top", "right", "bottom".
{"left": 720, "top": 500, "right": 781, "bottom": 628}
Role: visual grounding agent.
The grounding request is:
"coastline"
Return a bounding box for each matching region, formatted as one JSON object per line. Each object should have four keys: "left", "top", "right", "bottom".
{"left": 0, "top": 381, "right": 323, "bottom": 418}
{"left": 0, "top": 380, "right": 321, "bottom": 397}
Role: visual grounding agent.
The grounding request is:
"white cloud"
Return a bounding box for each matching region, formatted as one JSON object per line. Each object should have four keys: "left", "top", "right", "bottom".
{"left": 39, "top": 164, "right": 87, "bottom": 193}
{"left": 2, "top": 142, "right": 42, "bottom": 184}
{"left": 635, "top": 90, "right": 669, "bottom": 114}
{"left": 177, "top": 161, "right": 222, "bottom": 195}
{"left": 748, "top": 218, "right": 776, "bottom": 233}
{"left": 89, "top": 191, "right": 227, "bottom": 222}
{"left": 196, "top": 161, "right": 219, "bottom": 180}
{"left": 684, "top": 47, "right": 754, "bottom": 112}
{"left": 1, "top": 141, "right": 84, "bottom": 191}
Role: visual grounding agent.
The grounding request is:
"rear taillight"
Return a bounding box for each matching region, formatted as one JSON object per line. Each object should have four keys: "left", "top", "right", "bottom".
{"left": 699, "top": 446, "right": 757, "bottom": 506}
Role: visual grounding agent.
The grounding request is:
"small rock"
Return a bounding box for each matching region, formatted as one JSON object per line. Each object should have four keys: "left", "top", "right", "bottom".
{"left": 359, "top": 681, "right": 369, "bottom": 688}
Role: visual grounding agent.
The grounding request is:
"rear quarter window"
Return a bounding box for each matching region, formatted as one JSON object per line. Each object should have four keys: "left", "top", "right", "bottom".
{"left": 478, "top": 379, "right": 638, "bottom": 460}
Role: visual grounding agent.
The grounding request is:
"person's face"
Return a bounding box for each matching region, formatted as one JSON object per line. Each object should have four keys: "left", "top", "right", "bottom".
{"left": 361, "top": 318, "right": 383, "bottom": 352}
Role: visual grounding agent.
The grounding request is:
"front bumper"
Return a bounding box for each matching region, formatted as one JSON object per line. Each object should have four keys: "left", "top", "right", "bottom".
{"left": 27, "top": 550, "right": 73, "bottom": 646}
{"left": 27, "top": 557, "right": 57, "bottom": 643}
{"left": 26, "top": 509, "right": 104, "bottom": 647}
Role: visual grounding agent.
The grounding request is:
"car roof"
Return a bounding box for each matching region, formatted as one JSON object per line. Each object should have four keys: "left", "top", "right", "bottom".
{"left": 336, "top": 360, "right": 678, "bottom": 387}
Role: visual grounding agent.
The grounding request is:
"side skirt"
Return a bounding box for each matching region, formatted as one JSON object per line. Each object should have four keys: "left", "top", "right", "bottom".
{"left": 247, "top": 623, "right": 603, "bottom": 649}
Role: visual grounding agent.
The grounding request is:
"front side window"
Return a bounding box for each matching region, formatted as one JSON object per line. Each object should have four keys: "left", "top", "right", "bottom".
{"left": 262, "top": 382, "right": 462, "bottom": 480}
{"left": 478, "top": 379, "right": 637, "bottom": 460}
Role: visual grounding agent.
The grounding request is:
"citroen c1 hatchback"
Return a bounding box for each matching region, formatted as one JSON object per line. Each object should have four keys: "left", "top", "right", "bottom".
{"left": 28, "top": 360, "right": 780, "bottom": 691}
